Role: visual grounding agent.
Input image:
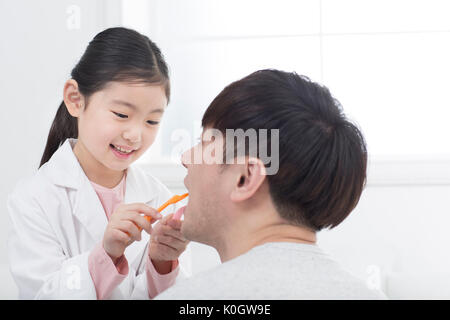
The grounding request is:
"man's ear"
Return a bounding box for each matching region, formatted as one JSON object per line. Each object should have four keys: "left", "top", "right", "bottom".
{"left": 230, "top": 157, "right": 267, "bottom": 202}
{"left": 63, "top": 79, "right": 85, "bottom": 117}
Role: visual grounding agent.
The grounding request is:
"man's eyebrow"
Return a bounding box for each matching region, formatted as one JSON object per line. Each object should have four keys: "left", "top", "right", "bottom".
{"left": 111, "top": 99, "right": 164, "bottom": 114}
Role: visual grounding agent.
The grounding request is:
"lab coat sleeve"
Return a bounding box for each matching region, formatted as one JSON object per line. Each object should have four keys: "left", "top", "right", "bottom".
{"left": 7, "top": 187, "right": 97, "bottom": 299}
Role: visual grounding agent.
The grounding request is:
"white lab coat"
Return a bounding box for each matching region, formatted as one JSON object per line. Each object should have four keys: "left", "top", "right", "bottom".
{"left": 7, "top": 138, "right": 188, "bottom": 299}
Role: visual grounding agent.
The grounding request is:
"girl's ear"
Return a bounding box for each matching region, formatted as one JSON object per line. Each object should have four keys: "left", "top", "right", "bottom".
{"left": 230, "top": 157, "right": 267, "bottom": 203}
{"left": 63, "top": 79, "right": 85, "bottom": 117}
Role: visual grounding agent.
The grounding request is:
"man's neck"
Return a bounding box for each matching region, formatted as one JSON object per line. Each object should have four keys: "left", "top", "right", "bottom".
{"left": 216, "top": 219, "right": 317, "bottom": 263}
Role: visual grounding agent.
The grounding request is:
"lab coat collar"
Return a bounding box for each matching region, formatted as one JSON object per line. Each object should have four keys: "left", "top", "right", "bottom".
{"left": 43, "top": 138, "right": 158, "bottom": 243}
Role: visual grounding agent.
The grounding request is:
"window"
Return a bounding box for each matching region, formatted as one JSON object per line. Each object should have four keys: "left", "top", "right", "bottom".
{"left": 122, "top": 0, "right": 450, "bottom": 184}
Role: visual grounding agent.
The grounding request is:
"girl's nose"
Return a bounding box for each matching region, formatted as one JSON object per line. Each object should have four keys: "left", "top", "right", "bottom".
{"left": 122, "top": 127, "right": 142, "bottom": 144}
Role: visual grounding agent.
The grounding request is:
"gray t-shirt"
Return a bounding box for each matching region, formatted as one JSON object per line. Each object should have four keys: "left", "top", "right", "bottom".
{"left": 156, "top": 242, "right": 387, "bottom": 300}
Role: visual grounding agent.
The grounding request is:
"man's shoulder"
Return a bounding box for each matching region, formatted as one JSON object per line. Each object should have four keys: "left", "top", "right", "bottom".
{"left": 155, "top": 242, "right": 389, "bottom": 300}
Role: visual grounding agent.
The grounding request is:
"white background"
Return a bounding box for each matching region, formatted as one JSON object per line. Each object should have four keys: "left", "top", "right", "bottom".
{"left": 0, "top": 0, "right": 449, "bottom": 299}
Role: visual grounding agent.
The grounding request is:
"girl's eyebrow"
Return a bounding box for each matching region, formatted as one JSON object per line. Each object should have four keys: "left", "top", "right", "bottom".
{"left": 112, "top": 99, "right": 164, "bottom": 114}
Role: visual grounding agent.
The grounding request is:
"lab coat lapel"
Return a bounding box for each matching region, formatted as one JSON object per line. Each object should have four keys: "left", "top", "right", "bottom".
{"left": 123, "top": 165, "right": 157, "bottom": 205}
{"left": 43, "top": 138, "right": 107, "bottom": 244}
{"left": 74, "top": 176, "right": 109, "bottom": 244}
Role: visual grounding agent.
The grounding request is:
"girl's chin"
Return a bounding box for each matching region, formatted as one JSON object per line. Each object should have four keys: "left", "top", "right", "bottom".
{"left": 102, "top": 161, "right": 127, "bottom": 172}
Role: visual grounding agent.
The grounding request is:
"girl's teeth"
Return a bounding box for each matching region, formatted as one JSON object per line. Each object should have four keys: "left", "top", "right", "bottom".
{"left": 113, "top": 145, "right": 132, "bottom": 154}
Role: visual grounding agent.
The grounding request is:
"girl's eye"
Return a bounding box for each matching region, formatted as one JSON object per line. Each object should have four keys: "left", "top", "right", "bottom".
{"left": 113, "top": 112, "right": 128, "bottom": 119}
{"left": 113, "top": 111, "right": 158, "bottom": 125}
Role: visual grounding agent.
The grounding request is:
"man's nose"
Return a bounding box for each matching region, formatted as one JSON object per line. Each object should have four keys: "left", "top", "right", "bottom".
{"left": 181, "top": 148, "right": 193, "bottom": 168}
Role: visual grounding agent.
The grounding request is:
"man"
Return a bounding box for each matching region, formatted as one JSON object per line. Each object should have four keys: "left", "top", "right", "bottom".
{"left": 156, "top": 69, "right": 386, "bottom": 299}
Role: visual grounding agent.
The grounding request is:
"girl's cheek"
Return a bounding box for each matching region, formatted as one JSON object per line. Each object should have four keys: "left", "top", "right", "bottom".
{"left": 98, "top": 120, "right": 120, "bottom": 137}
{"left": 138, "top": 129, "right": 158, "bottom": 151}
{"left": 144, "top": 131, "right": 157, "bottom": 148}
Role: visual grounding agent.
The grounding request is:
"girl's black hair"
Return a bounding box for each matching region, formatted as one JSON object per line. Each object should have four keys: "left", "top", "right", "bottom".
{"left": 39, "top": 27, "right": 170, "bottom": 168}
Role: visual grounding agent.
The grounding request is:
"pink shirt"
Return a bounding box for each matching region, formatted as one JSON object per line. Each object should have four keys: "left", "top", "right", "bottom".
{"left": 87, "top": 171, "right": 179, "bottom": 300}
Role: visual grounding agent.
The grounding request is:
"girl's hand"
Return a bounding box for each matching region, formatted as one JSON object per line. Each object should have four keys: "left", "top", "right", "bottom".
{"left": 103, "top": 203, "right": 162, "bottom": 263}
{"left": 148, "top": 213, "right": 189, "bottom": 272}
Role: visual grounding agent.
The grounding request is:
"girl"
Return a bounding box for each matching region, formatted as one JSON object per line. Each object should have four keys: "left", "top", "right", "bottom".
{"left": 7, "top": 27, "right": 189, "bottom": 299}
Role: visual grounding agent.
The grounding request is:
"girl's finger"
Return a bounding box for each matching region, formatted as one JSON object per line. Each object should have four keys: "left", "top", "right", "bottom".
{"left": 130, "top": 212, "right": 153, "bottom": 234}
{"left": 111, "top": 228, "right": 131, "bottom": 245}
{"left": 153, "top": 234, "right": 187, "bottom": 251}
{"left": 155, "top": 213, "right": 172, "bottom": 226}
{"left": 116, "top": 220, "right": 141, "bottom": 242}
{"left": 150, "top": 241, "right": 179, "bottom": 259}
{"left": 166, "top": 218, "right": 183, "bottom": 231}
{"left": 117, "top": 211, "right": 152, "bottom": 234}
{"left": 159, "top": 224, "right": 187, "bottom": 242}
{"left": 125, "top": 203, "right": 163, "bottom": 222}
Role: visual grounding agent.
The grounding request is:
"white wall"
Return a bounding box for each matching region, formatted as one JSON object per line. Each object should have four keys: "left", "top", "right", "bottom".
{"left": 319, "top": 184, "right": 450, "bottom": 294}
{"left": 0, "top": 0, "right": 121, "bottom": 298}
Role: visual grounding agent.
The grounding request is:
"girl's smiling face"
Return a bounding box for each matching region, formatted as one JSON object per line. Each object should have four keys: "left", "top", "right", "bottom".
{"left": 67, "top": 80, "right": 167, "bottom": 179}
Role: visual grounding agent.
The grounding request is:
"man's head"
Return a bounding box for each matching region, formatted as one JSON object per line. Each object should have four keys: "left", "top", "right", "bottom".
{"left": 180, "top": 69, "right": 367, "bottom": 249}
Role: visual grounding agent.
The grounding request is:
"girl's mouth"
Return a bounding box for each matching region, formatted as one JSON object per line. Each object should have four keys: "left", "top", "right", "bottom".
{"left": 110, "top": 144, "right": 135, "bottom": 159}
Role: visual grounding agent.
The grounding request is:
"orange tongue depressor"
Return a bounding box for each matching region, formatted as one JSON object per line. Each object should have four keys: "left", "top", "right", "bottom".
{"left": 145, "top": 193, "right": 189, "bottom": 224}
